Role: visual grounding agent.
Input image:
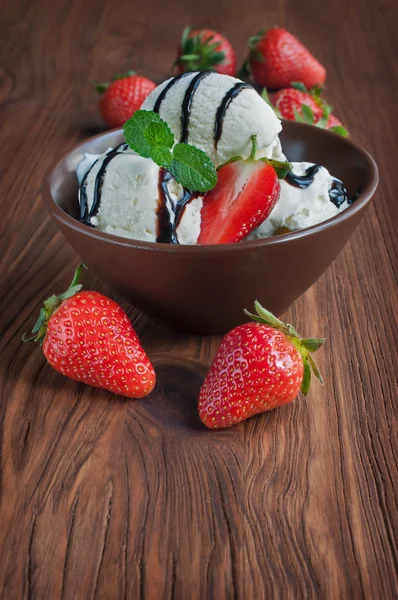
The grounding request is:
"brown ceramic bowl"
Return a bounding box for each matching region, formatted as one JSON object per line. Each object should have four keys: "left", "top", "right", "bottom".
{"left": 42, "top": 122, "right": 378, "bottom": 334}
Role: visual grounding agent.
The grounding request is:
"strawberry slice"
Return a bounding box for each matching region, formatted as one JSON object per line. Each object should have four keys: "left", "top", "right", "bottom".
{"left": 197, "top": 160, "right": 280, "bottom": 244}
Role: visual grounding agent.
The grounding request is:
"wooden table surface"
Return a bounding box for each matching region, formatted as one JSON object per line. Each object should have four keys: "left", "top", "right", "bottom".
{"left": 1, "top": 0, "right": 397, "bottom": 598}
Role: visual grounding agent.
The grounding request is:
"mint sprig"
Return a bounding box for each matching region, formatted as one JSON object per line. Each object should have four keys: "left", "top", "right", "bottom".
{"left": 169, "top": 143, "right": 217, "bottom": 192}
{"left": 123, "top": 110, "right": 218, "bottom": 192}
{"left": 123, "top": 110, "right": 165, "bottom": 158}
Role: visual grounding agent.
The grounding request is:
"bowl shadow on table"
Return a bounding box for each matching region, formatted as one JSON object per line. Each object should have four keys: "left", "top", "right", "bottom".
{"left": 128, "top": 356, "right": 213, "bottom": 433}
{"left": 6, "top": 339, "right": 221, "bottom": 433}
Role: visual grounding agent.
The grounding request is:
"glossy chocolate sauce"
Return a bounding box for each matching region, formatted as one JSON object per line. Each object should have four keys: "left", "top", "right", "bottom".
{"left": 180, "top": 71, "right": 212, "bottom": 143}
{"left": 153, "top": 72, "right": 192, "bottom": 114}
{"left": 157, "top": 169, "right": 197, "bottom": 244}
{"left": 328, "top": 178, "right": 348, "bottom": 208}
{"left": 285, "top": 163, "right": 351, "bottom": 208}
{"left": 79, "top": 143, "right": 127, "bottom": 224}
{"left": 214, "top": 82, "right": 253, "bottom": 148}
{"left": 285, "top": 164, "right": 321, "bottom": 189}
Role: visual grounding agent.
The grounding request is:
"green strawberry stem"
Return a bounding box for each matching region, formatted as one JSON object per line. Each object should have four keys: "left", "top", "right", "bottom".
{"left": 176, "top": 26, "right": 226, "bottom": 72}
{"left": 22, "top": 264, "right": 85, "bottom": 345}
{"left": 95, "top": 71, "right": 135, "bottom": 94}
{"left": 244, "top": 301, "right": 325, "bottom": 395}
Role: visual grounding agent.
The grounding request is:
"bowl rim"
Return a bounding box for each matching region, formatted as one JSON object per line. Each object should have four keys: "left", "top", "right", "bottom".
{"left": 42, "top": 122, "right": 379, "bottom": 255}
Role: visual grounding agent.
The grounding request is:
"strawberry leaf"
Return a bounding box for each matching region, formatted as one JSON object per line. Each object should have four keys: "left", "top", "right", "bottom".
{"left": 301, "top": 104, "right": 315, "bottom": 125}
{"left": 250, "top": 135, "right": 258, "bottom": 160}
{"left": 262, "top": 158, "right": 292, "bottom": 180}
{"left": 328, "top": 125, "right": 349, "bottom": 137}
{"left": 261, "top": 88, "right": 271, "bottom": 104}
{"left": 291, "top": 81, "right": 308, "bottom": 93}
{"left": 293, "top": 108, "right": 305, "bottom": 123}
{"left": 287, "top": 324, "right": 300, "bottom": 338}
{"left": 112, "top": 70, "right": 135, "bottom": 81}
{"left": 23, "top": 264, "right": 85, "bottom": 346}
{"left": 217, "top": 155, "right": 244, "bottom": 170}
{"left": 95, "top": 82, "right": 109, "bottom": 94}
{"left": 237, "top": 61, "right": 251, "bottom": 78}
{"left": 253, "top": 302, "right": 287, "bottom": 330}
{"left": 307, "top": 353, "right": 324, "bottom": 384}
{"left": 301, "top": 338, "right": 326, "bottom": 352}
{"left": 248, "top": 30, "right": 266, "bottom": 49}
{"left": 301, "top": 356, "right": 312, "bottom": 396}
{"left": 181, "top": 25, "right": 191, "bottom": 48}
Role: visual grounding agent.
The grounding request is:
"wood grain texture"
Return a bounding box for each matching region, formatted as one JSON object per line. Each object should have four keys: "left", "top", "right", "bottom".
{"left": 0, "top": 0, "right": 397, "bottom": 598}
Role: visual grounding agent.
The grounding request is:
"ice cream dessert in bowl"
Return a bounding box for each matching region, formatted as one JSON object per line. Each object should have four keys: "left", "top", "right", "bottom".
{"left": 77, "top": 71, "right": 350, "bottom": 244}
{"left": 42, "top": 72, "right": 378, "bottom": 333}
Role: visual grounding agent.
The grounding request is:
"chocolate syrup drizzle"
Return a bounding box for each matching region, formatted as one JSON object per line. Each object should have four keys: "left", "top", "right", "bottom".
{"left": 157, "top": 169, "right": 198, "bottom": 243}
{"left": 78, "top": 75, "right": 356, "bottom": 242}
{"left": 180, "top": 71, "right": 212, "bottom": 142}
{"left": 79, "top": 143, "right": 127, "bottom": 224}
{"left": 153, "top": 72, "right": 192, "bottom": 114}
{"left": 285, "top": 164, "right": 349, "bottom": 208}
{"left": 285, "top": 164, "right": 321, "bottom": 188}
{"left": 214, "top": 82, "right": 253, "bottom": 148}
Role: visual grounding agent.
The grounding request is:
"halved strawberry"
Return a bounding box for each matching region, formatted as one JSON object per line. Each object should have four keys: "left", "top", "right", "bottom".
{"left": 197, "top": 158, "right": 281, "bottom": 244}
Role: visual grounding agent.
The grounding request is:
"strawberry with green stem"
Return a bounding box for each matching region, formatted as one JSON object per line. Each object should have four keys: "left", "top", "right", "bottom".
{"left": 199, "top": 301, "right": 325, "bottom": 429}
{"left": 262, "top": 83, "right": 349, "bottom": 137}
{"left": 96, "top": 71, "right": 156, "bottom": 129}
{"left": 241, "top": 27, "right": 326, "bottom": 90}
{"left": 175, "top": 27, "right": 237, "bottom": 76}
{"left": 24, "top": 265, "right": 156, "bottom": 398}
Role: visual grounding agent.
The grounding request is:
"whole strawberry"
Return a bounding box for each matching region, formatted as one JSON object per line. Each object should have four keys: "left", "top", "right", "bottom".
{"left": 199, "top": 302, "right": 324, "bottom": 428}
{"left": 246, "top": 27, "right": 326, "bottom": 90}
{"left": 264, "top": 84, "right": 349, "bottom": 137}
{"left": 175, "top": 26, "right": 236, "bottom": 76}
{"left": 270, "top": 87, "right": 323, "bottom": 121}
{"left": 24, "top": 265, "right": 155, "bottom": 398}
{"left": 97, "top": 72, "right": 156, "bottom": 128}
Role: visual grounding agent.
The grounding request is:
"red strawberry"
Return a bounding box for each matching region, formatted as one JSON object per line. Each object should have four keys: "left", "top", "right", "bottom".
{"left": 97, "top": 72, "right": 156, "bottom": 128}
{"left": 198, "top": 156, "right": 282, "bottom": 245}
{"left": 270, "top": 87, "right": 323, "bottom": 121}
{"left": 199, "top": 302, "right": 325, "bottom": 428}
{"left": 326, "top": 114, "right": 342, "bottom": 128}
{"left": 247, "top": 28, "right": 326, "bottom": 90}
{"left": 24, "top": 265, "right": 155, "bottom": 398}
{"left": 176, "top": 26, "right": 236, "bottom": 76}
{"left": 266, "top": 85, "right": 349, "bottom": 137}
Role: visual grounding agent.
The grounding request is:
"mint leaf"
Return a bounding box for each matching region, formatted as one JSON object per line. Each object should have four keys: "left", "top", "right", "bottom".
{"left": 169, "top": 143, "right": 217, "bottom": 192}
{"left": 123, "top": 110, "right": 165, "bottom": 158}
{"left": 151, "top": 146, "right": 173, "bottom": 168}
{"left": 144, "top": 121, "right": 174, "bottom": 149}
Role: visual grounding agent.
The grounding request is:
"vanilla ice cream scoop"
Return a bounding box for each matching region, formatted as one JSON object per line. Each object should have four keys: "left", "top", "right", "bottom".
{"left": 141, "top": 71, "right": 283, "bottom": 167}
{"left": 78, "top": 145, "right": 202, "bottom": 244}
{"left": 248, "top": 162, "right": 348, "bottom": 239}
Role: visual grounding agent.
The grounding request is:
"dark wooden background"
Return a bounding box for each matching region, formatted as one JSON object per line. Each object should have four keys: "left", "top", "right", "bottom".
{"left": 0, "top": 0, "right": 397, "bottom": 598}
